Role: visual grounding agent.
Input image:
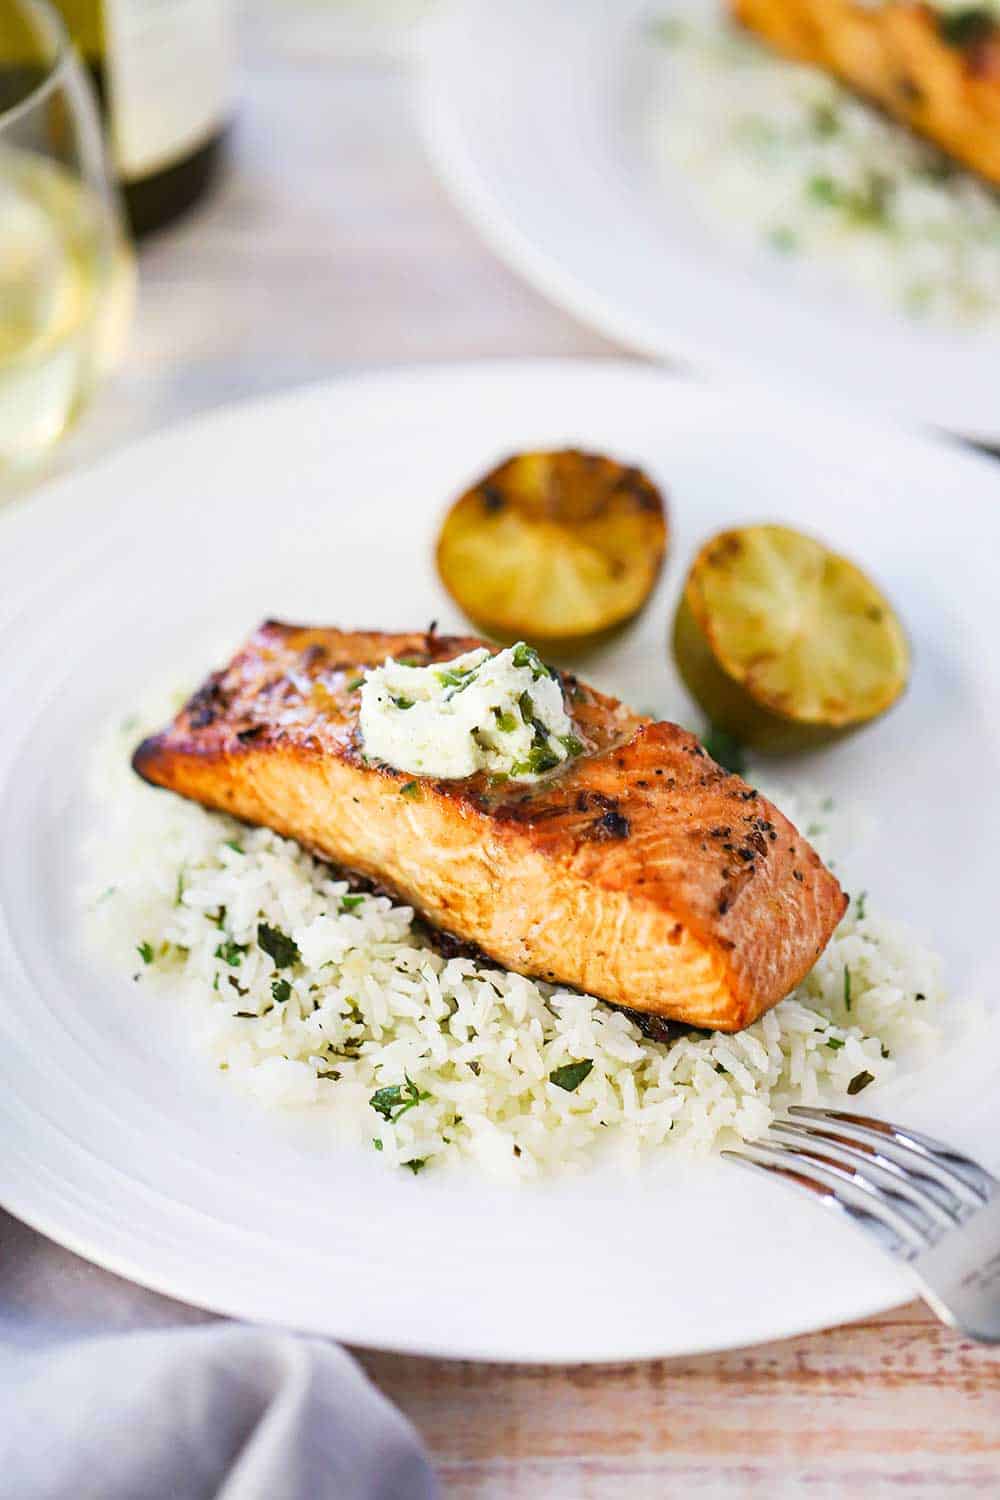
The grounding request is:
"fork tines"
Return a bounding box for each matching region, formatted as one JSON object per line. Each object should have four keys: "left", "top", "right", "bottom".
{"left": 723, "top": 1105, "right": 1000, "bottom": 1341}
{"left": 723, "top": 1105, "right": 996, "bottom": 1260}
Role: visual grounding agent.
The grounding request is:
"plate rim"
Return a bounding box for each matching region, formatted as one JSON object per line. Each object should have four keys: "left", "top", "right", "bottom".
{"left": 0, "top": 1174, "right": 909, "bottom": 1364}
{"left": 2, "top": 354, "right": 992, "bottom": 545}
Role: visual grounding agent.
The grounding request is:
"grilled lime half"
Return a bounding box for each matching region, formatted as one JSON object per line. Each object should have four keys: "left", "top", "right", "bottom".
{"left": 673, "top": 524, "right": 909, "bottom": 753}
{"left": 435, "top": 449, "right": 668, "bottom": 645}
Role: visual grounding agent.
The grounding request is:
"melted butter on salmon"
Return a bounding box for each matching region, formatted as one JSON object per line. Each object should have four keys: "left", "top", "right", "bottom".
{"left": 133, "top": 623, "right": 847, "bottom": 1033}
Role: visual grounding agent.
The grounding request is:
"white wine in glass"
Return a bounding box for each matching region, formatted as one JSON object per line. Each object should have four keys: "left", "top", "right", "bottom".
{"left": 0, "top": 0, "right": 133, "bottom": 474}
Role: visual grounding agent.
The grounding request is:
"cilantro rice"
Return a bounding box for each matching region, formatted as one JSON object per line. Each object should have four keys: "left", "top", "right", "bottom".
{"left": 84, "top": 706, "right": 943, "bottom": 1182}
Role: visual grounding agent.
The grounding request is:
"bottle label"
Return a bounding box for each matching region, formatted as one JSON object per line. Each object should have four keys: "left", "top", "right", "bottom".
{"left": 103, "top": 0, "right": 232, "bottom": 180}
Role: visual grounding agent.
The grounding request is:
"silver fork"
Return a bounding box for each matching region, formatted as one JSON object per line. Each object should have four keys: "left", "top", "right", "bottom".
{"left": 723, "top": 1106, "right": 1000, "bottom": 1342}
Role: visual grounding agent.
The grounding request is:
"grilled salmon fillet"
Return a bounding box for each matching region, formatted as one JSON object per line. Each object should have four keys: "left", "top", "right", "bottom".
{"left": 133, "top": 623, "right": 846, "bottom": 1033}
{"left": 730, "top": 0, "right": 1000, "bottom": 185}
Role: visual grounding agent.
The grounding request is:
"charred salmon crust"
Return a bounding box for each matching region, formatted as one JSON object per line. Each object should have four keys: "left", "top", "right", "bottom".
{"left": 132, "top": 622, "right": 847, "bottom": 1033}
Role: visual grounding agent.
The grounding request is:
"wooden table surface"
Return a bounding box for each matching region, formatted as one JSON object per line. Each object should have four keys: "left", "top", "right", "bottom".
{"left": 5, "top": 5, "right": 998, "bottom": 1495}
{"left": 361, "top": 1306, "right": 999, "bottom": 1496}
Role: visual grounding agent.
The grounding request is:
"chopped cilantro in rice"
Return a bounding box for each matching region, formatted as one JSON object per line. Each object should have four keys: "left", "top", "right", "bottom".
{"left": 84, "top": 705, "right": 943, "bottom": 1182}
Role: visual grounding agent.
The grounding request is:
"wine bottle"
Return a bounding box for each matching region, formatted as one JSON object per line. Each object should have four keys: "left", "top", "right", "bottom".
{"left": 53, "top": 0, "right": 233, "bottom": 237}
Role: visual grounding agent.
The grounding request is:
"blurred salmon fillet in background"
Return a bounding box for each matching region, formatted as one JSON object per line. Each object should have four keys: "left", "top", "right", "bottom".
{"left": 730, "top": 0, "right": 1000, "bottom": 185}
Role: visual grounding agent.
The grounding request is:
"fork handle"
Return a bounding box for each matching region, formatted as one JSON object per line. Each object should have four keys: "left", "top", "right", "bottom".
{"left": 911, "top": 1195, "right": 1000, "bottom": 1342}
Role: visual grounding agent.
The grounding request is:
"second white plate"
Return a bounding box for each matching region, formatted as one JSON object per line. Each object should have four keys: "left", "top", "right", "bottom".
{"left": 422, "top": 0, "right": 1000, "bottom": 443}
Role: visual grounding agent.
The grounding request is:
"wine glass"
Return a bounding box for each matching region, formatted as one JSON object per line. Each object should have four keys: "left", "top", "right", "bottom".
{"left": 0, "top": 0, "right": 133, "bottom": 475}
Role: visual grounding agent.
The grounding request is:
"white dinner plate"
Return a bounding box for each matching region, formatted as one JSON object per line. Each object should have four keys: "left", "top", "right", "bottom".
{"left": 2, "top": 360, "right": 999, "bottom": 1363}
{"left": 422, "top": 0, "right": 1000, "bottom": 444}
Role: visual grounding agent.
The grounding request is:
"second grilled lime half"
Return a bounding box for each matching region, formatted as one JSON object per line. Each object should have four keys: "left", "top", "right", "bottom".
{"left": 673, "top": 524, "right": 909, "bottom": 753}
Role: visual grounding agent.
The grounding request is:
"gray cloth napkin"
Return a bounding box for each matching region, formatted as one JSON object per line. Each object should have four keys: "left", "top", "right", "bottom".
{"left": 0, "top": 1218, "right": 438, "bottom": 1500}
